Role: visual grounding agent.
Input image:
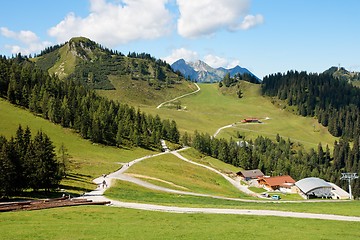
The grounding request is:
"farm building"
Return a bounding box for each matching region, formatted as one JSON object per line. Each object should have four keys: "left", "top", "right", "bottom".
{"left": 237, "top": 169, "right": 264, "bottom": 181}
{"left": 257, "top": 175, "right": 296, "bottom": 191}
{"left": 241, "top": 118, "right": 261, "bottom": 123}
{"left": 295, "top": 177, "right": 333, "bottom": 199}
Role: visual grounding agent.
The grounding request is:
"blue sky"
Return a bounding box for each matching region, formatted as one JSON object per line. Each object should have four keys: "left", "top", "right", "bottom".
{"left": 1, "top": 0, "right": 359, "bottom": 78}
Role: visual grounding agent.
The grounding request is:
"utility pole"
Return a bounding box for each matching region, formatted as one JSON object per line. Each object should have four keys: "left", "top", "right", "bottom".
{"left": 340, "top": 173, "right": 359, "bottom": 200}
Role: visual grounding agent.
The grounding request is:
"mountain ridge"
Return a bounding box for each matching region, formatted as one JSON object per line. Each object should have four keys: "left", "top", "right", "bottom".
{"left": 33, "top": 37, "right": 187, "bottom": 90}
{"left": 323, "top": 66, "right": 360, "bottom": 82}
{"left": 171, "top": 58, "right": 259, "bottom": 83}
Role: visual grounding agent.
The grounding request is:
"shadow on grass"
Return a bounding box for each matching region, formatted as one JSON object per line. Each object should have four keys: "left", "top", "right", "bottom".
{"left": 65, "top": 173, "right": 92, "bottom": 184}
{"left": 58, "top": 184, "right": 93, "bottom": 196}
{"left": 60, "top": 172, "right": 97, "bottom": 195}
{"left": 0, "top": 191, "right": 65, "bottom": 202}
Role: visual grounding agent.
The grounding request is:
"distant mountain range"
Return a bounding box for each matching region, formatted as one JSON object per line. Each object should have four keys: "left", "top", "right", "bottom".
{"left": 171, "top": 59, "right": 260, "bottom": 83}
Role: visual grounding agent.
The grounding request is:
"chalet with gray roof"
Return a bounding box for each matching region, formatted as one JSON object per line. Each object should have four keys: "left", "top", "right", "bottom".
{"left": 237, "top": 169, "right": 264, "bottom": 181}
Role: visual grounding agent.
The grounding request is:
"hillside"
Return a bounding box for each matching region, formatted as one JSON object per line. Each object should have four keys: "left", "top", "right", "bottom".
{"left": 323, "top": 66, "right": 360, "bottom": 83}
{"left": 33, "top": 37, "right": 194, "bottom": 94}
{"left": 29, "top": 38, "right": 336, "bottom": 151}
{"left": 262, "top": 70, "right": 360, "bottom": 139}
{"left": 140, "top": 82, "right": 337, "bottom": 150}
{"left": 0, "top": 98, "right": 153, "bottom": 194}
{"left": 97, "top": 74, "right": 198, "bottom": 107}
{"left": 1, "top": 40, "right": 357, "bottom": 199}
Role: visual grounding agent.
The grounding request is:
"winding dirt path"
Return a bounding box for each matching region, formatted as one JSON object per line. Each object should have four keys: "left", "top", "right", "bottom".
{"left": 213, "top": 124, "right": 235, "bottom": 137}
{"left": 80, "top": 84, "right": 360, "bottom": 221}
{"left": 156, "top": 83, "right": 200, "bottom": 109}
{"left": 81, "top": 146, "right": 360, "bottom": 222}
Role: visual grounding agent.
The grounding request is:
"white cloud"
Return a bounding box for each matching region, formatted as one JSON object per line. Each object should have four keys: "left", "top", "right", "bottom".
{"left": 163, "top": 48, "right": 242, "bottom": 69}
{"left": 204, "top": 54, "right": 242, "bottom": 69}
{"left": 203, "top": 54, "right": 228, "bottom": 68}
{"left": 48, "top": 0, "right": 173, "bottom": 46}
{"left": 0, "top": 27, "right": 51, "bottom": 55}
{"left": 163, "top": 47, "right": 199, "bottom": 64}
{"left": 226, "top": 59, "right": 241, "bottom": 69}
{"left": 176, "top": 0, "right": 263, "bottom": 38}
{"left": 232, "top": 14, "right": 264, "bottom": 30}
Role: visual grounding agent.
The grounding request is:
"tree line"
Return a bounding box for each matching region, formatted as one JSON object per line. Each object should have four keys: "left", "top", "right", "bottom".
{"left": 185, "top": 131, "right": 360, "bottom": 198}
{"left": 261, "top": 70, "right": 360, "bottom": 139}
{"left": 219, "top": 72, "right": 260, "bottom": 88}
{"left": 0, "top": 55, "right": 180, "bottom": 149}
{"left": 0, "top": 126, "right": 62, "bottom": 197}
{"left": 66, "top": 47, "right": 181, "bottom": 90}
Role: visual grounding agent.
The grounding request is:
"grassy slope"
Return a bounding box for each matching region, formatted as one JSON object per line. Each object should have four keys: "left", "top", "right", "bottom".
{"left": 0, "top": 99, "right": 154, "bottom": 193}
{"left": 97, "top": 74, "right": 198, "bottom": 107}
{"left": 1, "top": 206, "right": 359, "bottom": 240}
{"left": 353, "top": 81, "right": 360, "bottom": 88}
{"left": 49, "top": 43, "right": 77, "bottom": 78}
{"left": 125, "top": 153, "right": 249, "bottom": 198}
{"left": 179, "top": 148, "right": 241, "bottom": 173}
{"left": 141, "top": 82, "right": 337, "bottom": 150}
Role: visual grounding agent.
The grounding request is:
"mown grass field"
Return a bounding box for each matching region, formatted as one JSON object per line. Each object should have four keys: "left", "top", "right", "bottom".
{"left": 97, "top": 75, "right": 198, "bottom": 107}
{"left": 179, "top": 148, "right": 241, "bottom": 173}
{"left": 124, "top": 152, "right": 249, "bottom": 198}
{"left": 106, "top": 180, "right": 360, "bottom": 217}
{"left": 139, "top": 83, "right": 337, "bottom": 150}
{"left": 0, "top": 99, "right": 154, "bottom": 194}
{"left": 1, "top": 206, "right": 359, "bottom": 240}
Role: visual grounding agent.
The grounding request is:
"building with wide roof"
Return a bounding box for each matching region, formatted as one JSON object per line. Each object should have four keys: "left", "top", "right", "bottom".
{"left": 236, "top": 169, "right": 264, "bottom": 181}
{"left": 257, "top": 175, "right": 296, "bottom": 191}
{"left": 295, "top": 177, "right": 332, "bottom": 199}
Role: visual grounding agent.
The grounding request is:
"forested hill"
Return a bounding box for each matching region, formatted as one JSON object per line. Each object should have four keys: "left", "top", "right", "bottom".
{"left": 261, "top": 71, "right": 360, "bottom": 139}
{"left": 323, "top": 66, "right": 360, "bottom": 82}
{"left": 0, "top": 54, "right": 180, "bottom": 149}
{"left": 33, "top": 37, "right": 185, "bottom": 90}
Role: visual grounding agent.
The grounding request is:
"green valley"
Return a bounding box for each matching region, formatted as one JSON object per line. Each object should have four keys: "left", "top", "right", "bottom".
{"left": 108, "top": 82, "right": 337, "bottom": 150}
{"left": 1, "top": 37, "right": 359, "bottom": 240}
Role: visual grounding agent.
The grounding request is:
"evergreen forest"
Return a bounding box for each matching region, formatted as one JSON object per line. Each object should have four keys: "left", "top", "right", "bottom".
{"left": 0, "top": 54, "right": 180, "bottom": 150}
{"left": 0, "top": 125, "right": 62, "bottom": 197}
{"left": 261, "top": 70, "right": 360, "bottom": 139}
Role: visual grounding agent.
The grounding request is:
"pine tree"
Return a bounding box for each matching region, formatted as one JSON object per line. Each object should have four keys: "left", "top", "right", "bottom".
{"left": 32, "top": 131, "right": 60, "bottom": 191}
{"left": 58, "top": 143, "right": 69, "bottom": 177}
{"left": 169, "top": 120, "right": 180, "bottom": 143}
{"left": 0, "top": 141, "right": 17, "bottom": 196}
{"left": 181, "top": 131, "right": 190, "bottom": 147}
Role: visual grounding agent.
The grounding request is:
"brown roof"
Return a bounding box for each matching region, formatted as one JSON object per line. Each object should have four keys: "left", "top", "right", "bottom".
{"left": 237, "top": 169, "right": 264, "bottom": 178}
{"left": 259, "top": 175, "right": 295, "bottom": 187}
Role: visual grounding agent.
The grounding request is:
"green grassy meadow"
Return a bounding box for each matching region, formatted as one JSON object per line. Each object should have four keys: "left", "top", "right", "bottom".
{"left": 178, "top": 148, "right": 241, "bottom": 173}
{"left": 124, "top": 152, "right": 248, "bottom": 198}
{"left": 0, "top": 99, "right": 154, "bottom": 194}
{"left": 0, "top": 83, "right": 358, "bottom": 239}
{"left": 138, "top": 83, "right": 337, "bottom": 150}
{"left": 1, "top": 206, "right": 359, "bottom": 240}
{"left": 97, "top": 74, "right": 198, "bottom": 107}
{"left": 106, "top": 180, "right": 360, "bottom": 216}
{"left": 97, "top": 80, "right": 337, "bottom": 150}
